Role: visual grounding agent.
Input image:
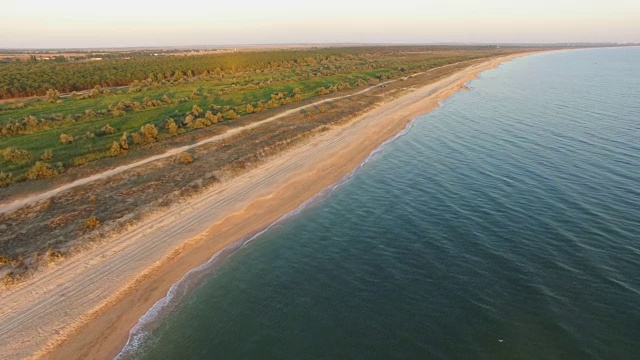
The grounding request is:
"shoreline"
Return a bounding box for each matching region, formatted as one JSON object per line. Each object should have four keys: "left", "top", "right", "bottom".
{"left": 0, "top": 53, "right": 532, "bottom": 360}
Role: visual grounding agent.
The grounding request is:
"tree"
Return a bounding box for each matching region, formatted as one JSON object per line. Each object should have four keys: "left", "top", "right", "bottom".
{"left": 140, "top": 124, "right": 158, "bottom": 143}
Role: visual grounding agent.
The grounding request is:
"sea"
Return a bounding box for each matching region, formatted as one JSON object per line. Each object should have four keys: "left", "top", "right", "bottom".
{"left": 118, "top": 47, "right": 640, "bottom": 360}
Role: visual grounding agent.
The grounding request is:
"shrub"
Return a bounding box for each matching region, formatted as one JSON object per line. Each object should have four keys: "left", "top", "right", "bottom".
{"left": 140, "top": 124, "right": 158, "bottom": 143}
{"left": 45, "top": 89, "right": 60, "bottom": 101}
{"left": 60, "top": 133, "right": 74, "bottom": 144}
{"left": 184, "top": 114, "right": 195, "bottom": 127}
{"left": 120, "top": 132, "right": 130, "bottom": 150}
{"left": 108, "top": 141, "right": 123, "bottom": 157}
{"left": 223, "top": 110, "right": 239, "bottom": 120}
{"left": 40, "top": 149, "right": 53, "bottom": 162}
{"left": 193, "top": 118, "right": 210, "bottom": 129}
{"left": 85, "top": 216, "right": 100, "bottom": 229}
{"left": 205, "top": 111, "right": 220, "bottom": 123}
{"left": 2, "top": 147, "right": 31, "bottom": 164}
{"left": 131, "top": 132, "right": 142, "bottom": 145}
{"left": 102, "top": 123, "right": 116, "bottom": 134}
{"left": 0, "top": 171, "right": 12, "bottom": 187}
{"left": 177, "top": 152, "right": 194, "bottom": 164}
{"left": 46, "top": 249, "right": 64, "bottom": 264}
{"left": 25, "top": 161, "right": 60, "bottom": 180}
{"left": 165, "top": 119, "right": 179, "bottom": 135}
{"left": 191, "top": 105, "right": 203, "bottom": 116}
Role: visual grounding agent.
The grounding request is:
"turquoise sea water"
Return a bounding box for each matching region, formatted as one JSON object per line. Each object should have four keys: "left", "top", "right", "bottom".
{"left": 121, "top": 47, "right": 640, "bottom": 359}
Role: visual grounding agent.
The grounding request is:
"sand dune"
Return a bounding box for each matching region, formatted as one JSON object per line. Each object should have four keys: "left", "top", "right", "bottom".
{"left": 0, "top": 54, "right": 528, "bottom": 360}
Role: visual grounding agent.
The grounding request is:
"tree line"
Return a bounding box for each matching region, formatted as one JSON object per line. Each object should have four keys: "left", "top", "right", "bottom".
{"left": 0, "top": 47, "right": 412, "bottom": 99}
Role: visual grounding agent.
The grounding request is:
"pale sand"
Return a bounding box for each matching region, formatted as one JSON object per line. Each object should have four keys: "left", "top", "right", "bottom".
{"left": 0, "top": 53, "right": 530, "bottom": 360}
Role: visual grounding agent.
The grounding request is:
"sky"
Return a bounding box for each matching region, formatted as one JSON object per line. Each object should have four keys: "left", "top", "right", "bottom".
{"left": 1, "top": 0, "right": 639, "bottom": 48}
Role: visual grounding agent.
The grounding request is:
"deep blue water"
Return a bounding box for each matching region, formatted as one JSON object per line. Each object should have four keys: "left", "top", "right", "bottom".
{"left": 123, "top": 47, "right": 640, "bottom": 359}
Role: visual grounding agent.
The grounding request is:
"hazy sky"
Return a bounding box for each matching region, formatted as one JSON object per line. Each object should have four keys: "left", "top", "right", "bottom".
{"left": 1, "top": 0, "right": 638, "bottom": 48}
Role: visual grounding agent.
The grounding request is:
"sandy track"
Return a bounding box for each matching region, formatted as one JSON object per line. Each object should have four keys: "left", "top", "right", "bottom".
{"left": 0, "top": 54, "right": 527, "bottom": 359}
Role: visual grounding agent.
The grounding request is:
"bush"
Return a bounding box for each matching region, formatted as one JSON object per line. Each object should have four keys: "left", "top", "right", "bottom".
{"left": 102, "top": 123, "right": 116, "bottom": 134}
{"left": 60, "top": 133, "right": 74, "bottom": 144}
{"left": 191, "top": 104, "right": 203, "bottom": 116}
{"left": 45, "top": 249, "right": 64, "bottom": 264}
{"left": 205, "top": 111, "right": 220, "bottom": 123}
{"left": 108, "top": 141, "right": 124, "bottom": 157}
{"left": 85, "top": 216, "right": 100, "bottom": 229}
{"left": 140, "top": 124, "right": 158, "bottom": 143}
{"left": 165, "top": 119, "right": 179, "bottom": 135}
{"left": 25, "top": 161, "right": 60, "bottom": 180}
{"left": 2, "top": 147, "right": 31, "bottom": 164}
{"left": 40, "top": 149, "right": 53, "bottom": 162}
{"left": 45, "top": 88, "right": 60, "bottom": 102}
{"left": 131, "top": 132, "right": 142, "bottom": 145}
{"left": 177, "top": 152, "right": 194, "bottom": 164}
{"left": 0, "top": 171, "right": 13, "bottom": 187}
{"left": 223, "top": 110, "right": 239, "bottom": 120}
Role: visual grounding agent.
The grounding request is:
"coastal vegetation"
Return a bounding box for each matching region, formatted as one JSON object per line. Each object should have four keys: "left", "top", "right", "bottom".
{"left": 0, "top": 46, "right": 533, "bottom": 285}
{"left": 0, "top": 46, "right": 519, "bottom": 188}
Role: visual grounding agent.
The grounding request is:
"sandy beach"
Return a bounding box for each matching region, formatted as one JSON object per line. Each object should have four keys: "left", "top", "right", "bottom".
{"left": 0, "top": 53, "right": 529, "bottom": 360}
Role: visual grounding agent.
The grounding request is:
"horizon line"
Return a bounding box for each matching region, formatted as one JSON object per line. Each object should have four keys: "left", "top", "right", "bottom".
{"left": 1, "top": 41, "right": 637, "bottom": 52}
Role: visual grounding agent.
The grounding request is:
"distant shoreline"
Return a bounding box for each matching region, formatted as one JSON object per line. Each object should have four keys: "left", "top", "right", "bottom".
{"left": 0, "top": 52, "right": 536, "bottom": 360}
